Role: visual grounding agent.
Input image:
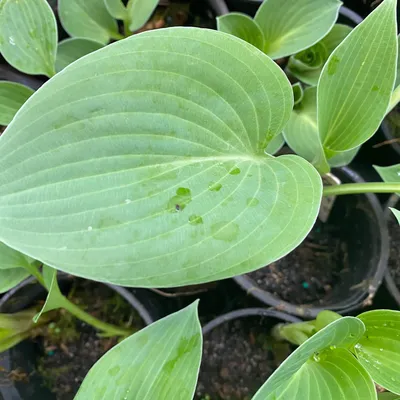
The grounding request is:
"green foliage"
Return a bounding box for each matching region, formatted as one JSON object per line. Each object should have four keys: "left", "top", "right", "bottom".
{"left": 127, "top": 0, "right": 159, "bottom": 33}
{"left": 378, "top": 394, "right": 400, "bottom": 400}
{"left": 0, "top": 267, "right": 29, "bottom": 294}
{"left": 318, "top": 0, "right": 397, "bottom": 154}
{"left": 375, "top": 164, "right": 400, "bottom": 189}
{"left": 56, "top": 38, "right": 104, "bottom": 72}
{"left": 0, "top": 0, "right": 57, "bottom": 77}
{"left": 58, "top": 0, "right": 120, "bottom": 44}
{"left": 0, "top": 28, "right": 322, "bottom": 288}
{"left": 104, "top": 0, "right": 129, "bottom": 21}
{"left": 75, "top": 302, "right": 202, "bottom": 400}
{"left": 0, "top": 81, "right": 34, "bottom": 126}
{"left": 287, "top": 24, "right": 352, "bottom": 86}
{"left": 391, "top": 208, "right": 400, "bottom": 224}
{"left": 292, "top": 83, "right": 304, "bottom": 106}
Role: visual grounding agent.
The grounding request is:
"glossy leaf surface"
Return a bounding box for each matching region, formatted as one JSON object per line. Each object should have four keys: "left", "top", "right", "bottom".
{"left": 0, "top": 0, "right": 57, "bottom": 77}
{"left": 356, "top": 310, "right": 400, "bottom": 394}
{"left": 75, "top": 302, "right": 202, "bottom": 400}
{"left": 254, "top": 0, "right": 341, "bottom": 59}
{"left": 59, "top": 0, "right": 119, "bottom": 44}
{"left": 0, "top": 28, "right": 322, "bottom": 288}
{"left": 318, "top": 0, "right": 397, "bottom": 153}
{"left": 253, "top": 317, "right": 368, "bottom": 399}
{"left": 0, "top": 81, "right": 34, "bottom": 126}
{"left": 217, "top": 13, "right": 264, "bottom": 50}
{"left": 56, "top": 38, "right": 104, "bottom": 72}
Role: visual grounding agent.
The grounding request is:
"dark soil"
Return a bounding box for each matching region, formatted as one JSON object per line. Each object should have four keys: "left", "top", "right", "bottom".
{"left": 36, "top": 280, "right": 144, "bottom": 400}
{"left": 388, "top": 211, "right": 400, "bottom": 287}
{"left": 195, "top": 317, "right": 291, "bottom": 400}
{"left": 248, "top": 220, "right": 349, "bottom": 305}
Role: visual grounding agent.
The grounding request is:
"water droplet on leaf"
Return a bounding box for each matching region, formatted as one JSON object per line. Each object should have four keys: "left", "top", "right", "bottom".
{"left": 87, "top": 226, "right": 93, "bottom": 231}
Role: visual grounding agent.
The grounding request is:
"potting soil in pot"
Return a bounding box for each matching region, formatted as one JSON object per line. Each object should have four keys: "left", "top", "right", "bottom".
{"left": 13, "top": 280, "right": 143, "bottom": 400}
{"left": 388, "top": 211, "right": 400, "bottom": 288}
{"left": 248, "top": 219, "right": 349, "bottom": 305}
{"left": 195, "top": 317, "right": 291, "bottom": 400}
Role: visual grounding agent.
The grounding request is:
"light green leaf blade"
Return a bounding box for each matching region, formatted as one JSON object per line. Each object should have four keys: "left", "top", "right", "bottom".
{"left": 288, "top": 24, "right": 352, "bottom": 86}
{"left": 379, "top": 394, "right": 400, "bottom": 400}
{"left": 75, "top": 302, "right": 202, "bottom": 400}
{"left": 0, "top": 28, "right": 323, "bottom": 288}
{"left": 127, "top": 0, "right": 159, "bottom": 32}
{"left": 327, "top": 146, "right": 360, "bottom": 168}
{"left": 356, "top": 310, "right": 400, "bottom": 394}
{"left": 0, "top": 267, "right": 29, "bottom": 294}
{"left": 265, "top": 133, "right": 284, "bottom": 155}
{"left": 254, "top": 0, "right": 342, "bottom": 59}
{"left": 390, "top": 208, "right": 400, "bottom": 224}
{"left": 56, "top": 38, "right": 104, "bottom": 73}
{"left": 217, "top": 13, "right": 264, "bottom": 51}
{"left": 33, "top": 265, "right": 64, "bottom": 323}
{"left": 58, "top": 0, "right": 119, "bottom": 44}
{"left": 0, "top": 242, "right": 37, "bottom": 271}
{"left": 0, "top": 0, "right": 57, "bottom": 77}
{"left": 253, "top": 317, "right": 367, "bottom": 399}
{"left": 292, "top": 83, "right": 304, "bottom": 106}
{"left": 104, "top": 0, "right": 128, "bottom": 21}
{"left": 395, "top": 34, "right": 400, "bottom": 88}
{"left": 318, "top": 0, "right": 397, "bottom": 153}
{"left": 0, "top": 81, "right": 34, "bottom": 126}
{"left": 283, "top": 87, "right": 330, "bottom": 173}
{"left": 374, "top": 164, "right": 400, "bottom": 187}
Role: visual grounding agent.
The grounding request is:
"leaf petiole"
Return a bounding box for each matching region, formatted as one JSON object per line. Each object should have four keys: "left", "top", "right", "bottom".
{"left": 323, "top": 182, "right": 400, "bottom": 196}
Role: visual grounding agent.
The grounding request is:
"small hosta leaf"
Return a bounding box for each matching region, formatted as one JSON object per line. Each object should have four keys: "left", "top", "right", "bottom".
{"left": 0, "top": 0, "right": 57, "bottom": 77}
{"left": 56, "top": 38, "right": 104, "bottom": 72}
{"left": 0, "top": 242, "right": 37, "bottom": 271}
{"left": 0, "top": 28, "right": 322, "bottom": 288}
{"left": 75, "top": 302, "right": 202, "bottom": 400}
{"left": 391, "top": 208, "right": 400, "bottom": 224}
{"left": 375, "top": 164, "right": 400, "bottom": 189}
{"left": 217, "top": 13, "right": 264, "bottom": 50}
{"left": 254, "top": 0, "right": 341, "bottom": 59}
{"left": 356, "top": 310, "right": 400, "bottom": 394}
{"left": 253, "top": 317, "right": 367, "bottom": 399}
{"left": 104, "top": 0, "right": 128, "bottom": 21}
{"left": 318, "top": 0, "right": 397, "bottom": 153}
{"left": 0, "top": 267, "right": 29, "bottom": 294}
{"left": 58, "top": 0, "right": 120, "bottom": 44}
{"left": 127, "top": 0, "right": 159, "bottom": 32}
{"left": 0, "top": 81, "right": 34, "bottom": 126}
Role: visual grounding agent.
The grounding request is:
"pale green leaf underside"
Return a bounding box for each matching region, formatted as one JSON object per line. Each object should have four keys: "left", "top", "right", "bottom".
{"left": 378, "top": 393, "right": 400, "bottom": 400}
{"left": 0, "top": 0, "right": 57, "bottom": 77}
{"left": 56, "top": 38, "right": 104, "bottom": 73}
{"left": 0, "top": 81, "right": 34, "bottom": 126}
{"left": 327, "top": 147, "right": 359, "bottom": 168}
{"left": 0, "top": 267, "right": 29, "bottom": 294}
{"left": 128, "top": 0, "right": 159, "bottom": 32}
{"left": 265, "top": 133, "right": 285, "bottom": 155}
{"left": 292, "top": 83, "right": 304, "bottom": 106}
{"left": 217, "top": 13, "right": 264, "bottom": 51}
{"left": 75, "top": 302, "right": 202, "bottom": 400}
{"left": 356, "top": 310, "right": 400, "bottom": 394}
{"left": 374, "top": 164, "right": 400, "bottom": 187}
{"left": 0, "top": 28, "right": 322, "bottom": 288}
{"left": 0, "top": 242, "right": 37, "bottom": 271}
{"left": 253, "top": 317, "right": 366, "bottom": 399}
{"left": 254, "top": 0, "right": 341, "bottom": 59}
{"left": 396, "top": 34, "right": 400, "bottom": 88}
{"left": 318, "top": 0, "right": 397, "bottom": 152}
{"left": 104, "top": 0, "right": 128, "bottom": 21}
{"left": 391, "top": 208, "right": 400, "bottom": 224}
{"left": 58, "top": 0, "right": 119, "bottom": 45}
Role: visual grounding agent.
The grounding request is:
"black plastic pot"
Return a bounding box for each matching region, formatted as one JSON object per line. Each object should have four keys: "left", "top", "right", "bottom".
{"left": 384, "top": 194, "right": 400, "bottom": 306}
{"left": 233, "top": 166, "right": 389, "bottom": 318}
{"left": 0, "top": 276, "right": 155, "bottom": 400}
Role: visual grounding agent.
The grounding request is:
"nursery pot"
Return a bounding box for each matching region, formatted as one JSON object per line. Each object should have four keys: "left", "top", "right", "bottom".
{"left": 234, "top": 166, "right": 389, "bottom": 319}
{"left": 0, "top": 276, "right": 155, "bottom": 400}
{"left": 195, "top": 308, "right": 300, "bottom": 400}
{"left": 384, "top": 194, "right": 400, "bottom": 307}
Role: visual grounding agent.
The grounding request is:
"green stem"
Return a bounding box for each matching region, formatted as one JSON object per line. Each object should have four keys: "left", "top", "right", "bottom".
{"left": 323, "top": 182, "right": 400, "bottom": 197}
{"left": 388, "top": 85, "right": 400, "bottom": 114}
{"left": 109, "top": 31, "right": 124, "bottom": 41}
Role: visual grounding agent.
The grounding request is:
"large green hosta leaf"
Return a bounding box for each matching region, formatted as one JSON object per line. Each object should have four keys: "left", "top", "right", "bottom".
{"left": 318, "top": 0, "right": 397, "bottom": 154}
{"left": 75, "top": 302, "right": 202, "bottom": 400}
{"left": 254, "top": 0, "right": 341, "bottom": 59}
{"left": 0, "top": 28, "right": 322, "bottom": 287}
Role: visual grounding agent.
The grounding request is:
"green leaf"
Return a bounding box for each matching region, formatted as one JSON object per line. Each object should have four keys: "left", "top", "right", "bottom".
{"left": 56, "top": 38, "right": 104, "bottom": 73}
{"left": 33, "top": 265, "right": 64, "bottom": 323}
{"left": 318, "top": 0, "right": 397, "bottom": 153}
{"left": 356, "top": 310, "right": 400, "bottom": 394}
{"left": 374, "top": 164, "right": 400, "bottom": 187}
{"left": 127, "top": 0, "right": 159, "bottom": 32}
{"left": 283, "top": 87, "right": 330, "bottom": 173}
{"left": 390, "top": 208, "right": 400, "bottom": 224}
{"left": 253, "top": 317, "right": 370, "bottom": 400}
{"left": 265, "top": 133, "right": 285, "bottom": 155}
{"left": 292, "top": 83, "right": 304, "bottom": 106}
{"left": 0, "top": 81, "right": 34, "bottom": 126}
{"left": 217, "top": 12, "right": 264, "bottom": 51}
{"left": 287, "top": 24, "right": 352, "bottom": 86}
{"left": 327, "top": 147, "right": 360, "bottom": 168}
{"left": 378, "top": 394, "right": 400, "bottom": 400}
{"left": 0, "top": 267, "right": 29, "bottom": 294}
{"left": 254, "top": 0, "right": 342, "bottom": 59}
{"left": 58, "top": 0, "right": 120, "bottom": 44}
{"left": 0, "top": 0, "right": 57, "bottom": 77}
{"left": 75, "top": 302, "right": 202, "bottom": 400}
{"left": 0, "top": 28, "right": 322, "bottom": 288}
{"left": 0, "top": 242, "right": 37, "bottom": 271}
{"left": 104, "top": 0, "right": 128, "bottom": 21}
